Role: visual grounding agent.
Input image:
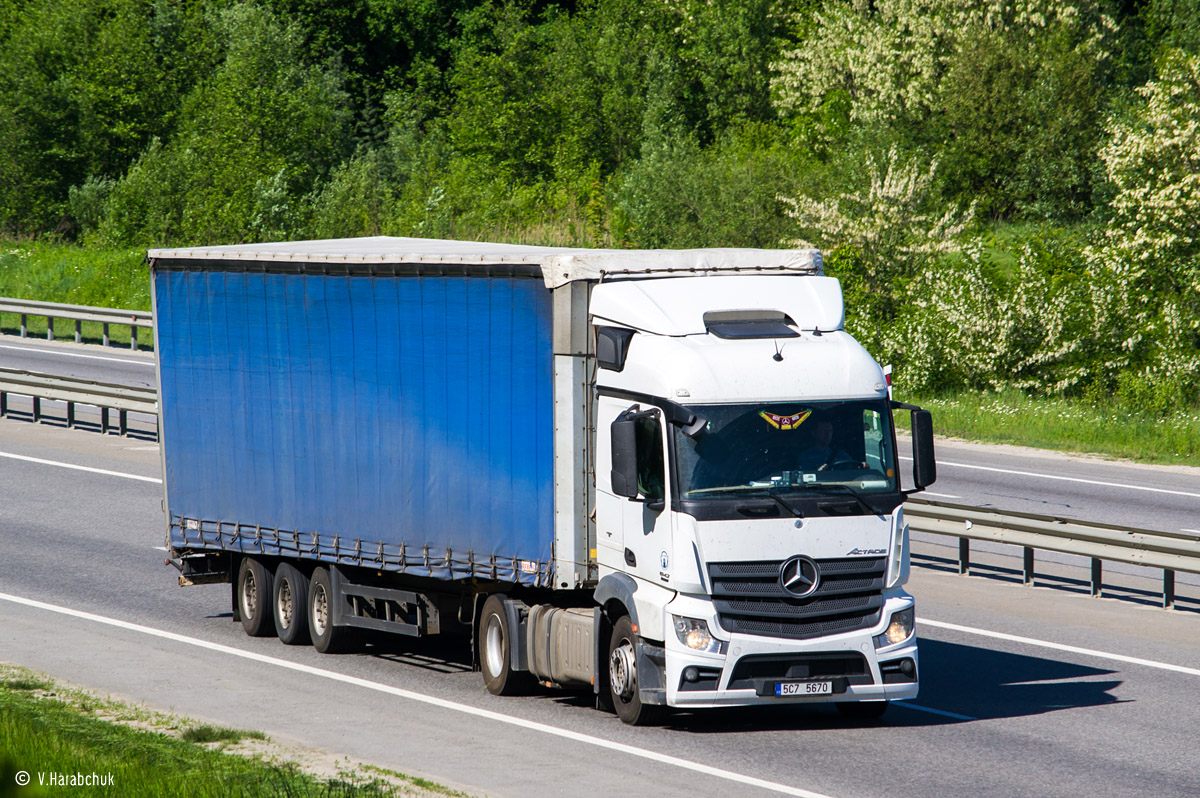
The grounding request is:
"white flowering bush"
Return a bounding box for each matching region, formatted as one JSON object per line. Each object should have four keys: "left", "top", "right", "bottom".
{"left": 1084, "top": 50, "right": 1200, "bottom": 405}
{"left": 781, "top": 147, "right": 973, "bottom": 354}
{"left": 883, "top": 237, "right": 1122, "bottom": 394}
{"left": 773, "top": 0, "right": 1115, "bottom": 126}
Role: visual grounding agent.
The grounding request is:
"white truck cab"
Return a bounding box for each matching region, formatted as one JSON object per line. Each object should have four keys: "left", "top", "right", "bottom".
{"left": 589, "top": 271, "right": 934, "bottom": 723}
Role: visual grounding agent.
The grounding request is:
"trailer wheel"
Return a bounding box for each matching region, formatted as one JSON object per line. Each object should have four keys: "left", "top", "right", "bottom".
{"left": 273, "top": 563, "right": 310, "bottom": 646}
{"left": 608, "top": 615, "right": 660, "bottom": 726}
{"left": 835, "top": 700, "right": 889, "bottom": 720}
{"left": 478, "top": 595, "right": 532, "bottom": 696}
{"left": 237, "top": 557, "right": 276, "bottom": 637}
{"left": 308, "top": 567, "right": 351, "bottom": 654}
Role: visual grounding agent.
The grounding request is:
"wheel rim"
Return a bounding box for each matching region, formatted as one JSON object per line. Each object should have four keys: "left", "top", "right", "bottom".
{"left": 277, "top": 579, "right": 293, "bottom": 629}
{"left": 241, "top": 570, "right": 258, "bottom": 619}
{"left": 312, "top": 583, "right": 328, "bottom": 636}
{"left": 484, "top": 615, "right": 505, "bottom": 678}
{"left": 609, "top": 638, "right": 637, "bottom": 700}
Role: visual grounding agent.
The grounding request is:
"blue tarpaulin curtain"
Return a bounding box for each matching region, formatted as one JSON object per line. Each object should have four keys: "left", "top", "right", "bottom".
{"left": 155, "top": 269, "right": 555, "bottom": 582}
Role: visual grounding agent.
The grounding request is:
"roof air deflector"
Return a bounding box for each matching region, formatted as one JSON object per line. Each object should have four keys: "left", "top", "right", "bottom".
{"left": 703, "top": 310, "right": 799, "bottom": 340}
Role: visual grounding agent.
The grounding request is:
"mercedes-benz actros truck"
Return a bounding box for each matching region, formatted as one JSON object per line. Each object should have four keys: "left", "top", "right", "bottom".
{"left": 150, "top": 236, "right": 936, "bottom": 725}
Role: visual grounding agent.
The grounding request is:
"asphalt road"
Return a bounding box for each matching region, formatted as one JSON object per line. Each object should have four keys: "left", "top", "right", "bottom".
{"left": 0, "top": 336, "right": 157, "bottom": 388}
{"left": 3, "top": 417, "right": 1200, "bottom": 797}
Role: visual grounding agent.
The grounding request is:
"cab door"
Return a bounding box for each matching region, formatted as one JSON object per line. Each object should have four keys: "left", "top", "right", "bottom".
{"left": 597, "top": 397, "right": 674, "bottom": 586}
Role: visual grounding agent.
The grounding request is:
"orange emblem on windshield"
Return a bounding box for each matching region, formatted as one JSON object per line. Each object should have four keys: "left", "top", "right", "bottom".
{"left": 760, "top": 410, "right": 811, "bottom": 430}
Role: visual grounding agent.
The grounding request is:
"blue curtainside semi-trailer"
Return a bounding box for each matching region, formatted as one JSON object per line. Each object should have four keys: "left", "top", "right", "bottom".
{"left": 151, "top": 236, "right": 936, "bottom": 725}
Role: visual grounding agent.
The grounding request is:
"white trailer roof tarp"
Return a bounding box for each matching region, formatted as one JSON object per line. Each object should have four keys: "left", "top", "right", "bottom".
{"left": 149, "top": 236, "right": 822, "bottom": 289}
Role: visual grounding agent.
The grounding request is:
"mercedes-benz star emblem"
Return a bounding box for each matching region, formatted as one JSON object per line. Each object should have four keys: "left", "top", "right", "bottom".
{"left": 779, "top": 555, "right": 821, "bottom": 598}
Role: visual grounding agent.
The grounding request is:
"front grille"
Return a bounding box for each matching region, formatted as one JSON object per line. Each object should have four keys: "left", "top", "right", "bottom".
{"left": 728, "top": 652, "right": 872, "bottom": 690}
{"left": 708, "top": 557, "right": 885, "bottom": 640}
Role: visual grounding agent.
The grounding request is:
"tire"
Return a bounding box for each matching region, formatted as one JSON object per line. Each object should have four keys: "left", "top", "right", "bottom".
{"left": 608, "top": 615, "right": 660, "bottom": 726}
{"left": 237, "top": 557, "right": 276, "bottom": 637}
{"left": 307, "top": 567, "right": 352, "bottom": 654}
{"left": 273, "top": 563, "right": 310, "bottom": 646}
{"left": 478, "top": 595, "right": 532, "bottom": 696}
{"left": 836, "top": 700, "right": 890, "bottom": 720}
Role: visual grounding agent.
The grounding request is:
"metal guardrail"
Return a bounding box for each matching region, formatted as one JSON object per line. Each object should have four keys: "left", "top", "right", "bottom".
{"left": 0, "top": 367, "right": 158, "bottom": 436}
{"left": 0, "top": 305, "right": 1193, "bottom": 604}
{"left": 905, "top": 496, "right": 1195, "bottom": 608}
{"left": 0, "top": 297, "right": 153, "bottom": 349}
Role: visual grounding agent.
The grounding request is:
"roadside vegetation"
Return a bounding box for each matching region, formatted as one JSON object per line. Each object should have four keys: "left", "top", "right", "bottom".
{"left": 1, "top": 0, "right": 1198, "bottom": 464}
{"left": 0, "top": 664, "right": 464, "bottom": 798}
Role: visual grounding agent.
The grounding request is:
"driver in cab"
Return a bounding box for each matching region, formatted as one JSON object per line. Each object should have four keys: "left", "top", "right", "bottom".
{"left": 795, "top": 417, "right": 865, "bottom": 472}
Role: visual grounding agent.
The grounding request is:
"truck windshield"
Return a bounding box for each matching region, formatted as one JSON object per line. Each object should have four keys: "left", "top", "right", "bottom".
{"left": 673, "top": 400, "right": 898, "bottom": 498}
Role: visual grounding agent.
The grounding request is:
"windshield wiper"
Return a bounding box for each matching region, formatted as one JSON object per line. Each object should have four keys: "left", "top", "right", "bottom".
{"left": 763, "top": 488, "right": 805, "bottom": 519}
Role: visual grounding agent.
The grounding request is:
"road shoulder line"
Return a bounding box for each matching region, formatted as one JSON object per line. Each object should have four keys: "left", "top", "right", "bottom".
{"left": 0, "top": 590, "right": 835, "bottom": 798}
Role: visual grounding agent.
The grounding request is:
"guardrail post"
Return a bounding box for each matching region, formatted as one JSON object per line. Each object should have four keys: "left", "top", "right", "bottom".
{"left": 32, "top": 396, "right": 41, "bottom": 421}
{"left": 1090, "top": 558, "right": 1102, "bottom": 597}
{"left": 74, "top": 319, "right": 81, "bottom": 343}
{"left": 46, "top": 316, "right": 54, "bottom": 341}
{"left": 0, "top": 391, "right": 6, "bottom": 417}
{"left": 130, "top": 325, "right": 137, "bottom": 351}
{"left": 1164, "top": 570, "right": 1176, "bottom": 609}
{"left": 66, "top": 401, "right": 75, "bottom": 428}
{"left": 101, "top": 407, "right": 109, "bottom": 434}
{"left": 103, "top": 323, "right": 109, "bottom": 347}
{"left": 119, "top": 409, "right": 128, "bottom": 436}
{"left": 20, "top": 314, "right": 26, "bottom": 337}
{"left": 958, "top": 537, "right": 970, "bottom": 575}
{"left": 1023, "top": 547, "right": 1035, "bottom": 585}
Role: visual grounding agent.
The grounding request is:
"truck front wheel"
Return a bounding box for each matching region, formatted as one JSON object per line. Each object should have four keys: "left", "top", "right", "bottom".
{"left": 478, "top": 595, "right": 532, "bottom": 696}
{"left": 237, "top": 557, "right": 275, "bottom": 637}
{"left": 608, "top": 615, "right": 660, "bottom": 726}
{"left": 273, "top": 563, "right": 310, "bottom": 646}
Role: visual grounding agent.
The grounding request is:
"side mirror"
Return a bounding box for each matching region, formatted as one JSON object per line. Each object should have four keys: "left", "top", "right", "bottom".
{"left": 911, "top": 409, "right": 937, "bottom": 489}
{"left": 610, "top": 417, "right": 639, "bottom": 499}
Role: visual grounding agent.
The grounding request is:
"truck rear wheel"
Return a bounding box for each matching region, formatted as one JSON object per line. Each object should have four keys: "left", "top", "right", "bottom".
{"left": 478, "top": 595, "right": 532, "bottom": 696}
{"left": 608, "top": 615, "right": 660, "bottom": 726}
{"left": 273, "top": 563, "right": 310, "bottom": 646}
{"left": 237, "top": 557, "right": 275, "bottom": 637}
{"left": 308, "top": 567, "right": 351, "bottom": 653}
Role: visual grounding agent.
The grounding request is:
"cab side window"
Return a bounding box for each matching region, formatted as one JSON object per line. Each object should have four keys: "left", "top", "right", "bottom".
{"left": 634, "top": 416, "right": 665, "bottom": 501}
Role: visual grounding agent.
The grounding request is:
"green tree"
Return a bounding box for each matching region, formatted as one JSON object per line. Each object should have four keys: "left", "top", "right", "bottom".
{"left": 98, "top": 2, "right": 353, "bottom": 245}
{"left": 0, "top": 0, "right": 211, "bottom": 235}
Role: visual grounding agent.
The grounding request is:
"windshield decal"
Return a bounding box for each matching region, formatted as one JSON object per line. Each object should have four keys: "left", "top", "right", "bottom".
{"left": 759, "top": 409, "right": 811, "bottom": 430}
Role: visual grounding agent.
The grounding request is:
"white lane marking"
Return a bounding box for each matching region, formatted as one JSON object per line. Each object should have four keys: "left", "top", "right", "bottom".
{"left": 923, "top": 619, "right": 1200, "bottom": 677}
{"left": 0, "top": 343, "right": 152, "bottom": 366}
{"left": 0, "top": 451, "right": 161, "bottom": 484}
{"left": 897, "top": 703, "right": 975, "bottom": 721}
{"left": 1182, "top": 529, "right": 1200, "bottom": 535}
{"left": 901, "top": 456, "right": 1200, "bottom": 500}
{"left": 0, "top": 592, "right": 837, "bottom": 798}
{"left": 921, "top": 491, "right": 961, "bottom": 499}
{"left": 152, "top": 546, "right": 168, "bottom": 551}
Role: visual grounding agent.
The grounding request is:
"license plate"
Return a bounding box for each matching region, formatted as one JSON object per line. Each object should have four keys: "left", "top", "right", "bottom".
{"left": 775, "top": 680, "right": 833, "bottom": 697}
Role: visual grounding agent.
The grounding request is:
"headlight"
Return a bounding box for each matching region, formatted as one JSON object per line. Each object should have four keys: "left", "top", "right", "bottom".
{"left": 672, "top": 616, "right": 725, "bottom": 654}
{"left": 874, "top": 607, "right": 915, "bottom": 648}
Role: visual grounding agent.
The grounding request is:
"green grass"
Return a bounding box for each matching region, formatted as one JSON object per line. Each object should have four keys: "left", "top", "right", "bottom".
{"left": 896, "top": 389, "right": 1200, "bottom": 466}
{"left": 180, "top": 724, "right": 267, "bottom": 745}
{"left": 0, "top": 240, "right": 152, "bottom": 350}
{"left": 0, "top": 665, "right": 460, "bottom": 797}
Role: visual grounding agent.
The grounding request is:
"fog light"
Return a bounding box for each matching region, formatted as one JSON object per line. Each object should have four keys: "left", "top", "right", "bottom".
{"left": 672, "top": 616, "right": 724, "bottom": 654}
{"left": 875, "top": 608, "right": 915, "bottom": 648}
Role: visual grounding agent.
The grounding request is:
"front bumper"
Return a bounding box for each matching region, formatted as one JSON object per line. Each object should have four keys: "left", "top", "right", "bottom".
{"left": 662, "top": 593, "right": 918, "bottom": 708}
